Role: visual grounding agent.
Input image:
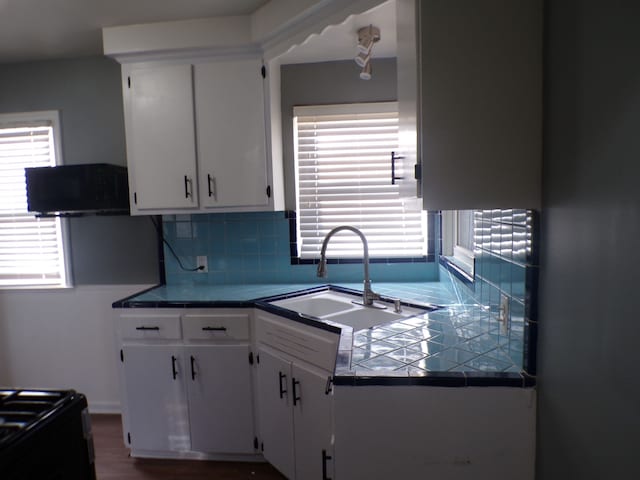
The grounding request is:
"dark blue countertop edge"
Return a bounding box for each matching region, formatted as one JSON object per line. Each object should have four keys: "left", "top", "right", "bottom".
{"left": 333, "top": 372, "right": 536, "bottom": 388}
{"left": 112, "top": 283, "right": 535, "bottom": 388}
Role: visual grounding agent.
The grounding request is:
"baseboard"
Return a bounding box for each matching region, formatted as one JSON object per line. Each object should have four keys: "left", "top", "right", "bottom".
{"left": 88, "top": 401, "right": 121, "bottom": 414}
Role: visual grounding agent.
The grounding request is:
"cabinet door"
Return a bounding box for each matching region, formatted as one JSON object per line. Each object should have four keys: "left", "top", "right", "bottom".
{"left": 419, "top": 0, "right": 542, "bottom": 209}
{"left": 126, "top": 64, "right": 199, "bottom": 211}
{"left": 185, "top": 345, "right": 255, "bottom": 454}
{"left": 256, "top": 346, "right": 295, "bottom": 479}
{"left": 292, "top": 362, "right": 334, "bottom": 480}
{"left": 121, "top": 345, "right": 190, "bottom": 452}
{"left": 194, "top": 58, "right": 269, "bottom": 209}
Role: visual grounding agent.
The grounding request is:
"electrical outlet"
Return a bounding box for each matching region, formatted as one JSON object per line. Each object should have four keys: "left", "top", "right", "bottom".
{"left": 498, "top": 294, "right": 509, "bottom": 334}
{"left": 196, "top": 255, "right": 208, "bottom": 273}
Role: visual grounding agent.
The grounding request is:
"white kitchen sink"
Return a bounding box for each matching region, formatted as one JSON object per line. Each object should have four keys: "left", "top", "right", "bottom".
{"left": 271, "top": 290, "right": 428, "bottom": 331}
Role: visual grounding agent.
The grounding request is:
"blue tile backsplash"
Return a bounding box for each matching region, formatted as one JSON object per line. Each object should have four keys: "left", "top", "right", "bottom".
{"left": 162, "top": 211, "right": 439, "bottom": 286}
{"left": 440, "top": 209, "right": 539, "bottom": 375}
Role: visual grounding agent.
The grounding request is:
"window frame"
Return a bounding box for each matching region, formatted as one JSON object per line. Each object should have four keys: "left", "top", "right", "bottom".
{"left": 290, "top": 102, "right": 434, "bottom": 265}
{"left": 441, "top": 210, "right": 475, "bottom": 282}
{"left": 0, "top": 110, "right": 72, "bottom": 289}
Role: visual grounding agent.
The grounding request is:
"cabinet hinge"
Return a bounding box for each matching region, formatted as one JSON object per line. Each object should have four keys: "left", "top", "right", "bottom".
{"left": 253, "top": 437, "right": 259, "bottom": 450}
{"left": 120, "top": 349, "right": 124, "bottom": 363}
{"left": 133, "top": 192, "right": 137, "bottom": 205}
{"left": 266, "top": 185, "right": 271, "bottom": 198}
{"left": 414, "top": 163, "right": 422, "bottom": 181}
{"left": 127, "top": 432, "right": 131, "bottom": 444}
{"left": 256, "top": 354, "right": 260, "bottom": 364}
{"left": 261, "top": 65, "right": 266, "bottom": 78}
{"left": 127, "top": 76, "right": 131, "bottom": 89}
{"left": 261, "top": 442, "right": 264, "bottom": 452}
{"left": 249, "top": 351, "right": 254, "bottom": 365}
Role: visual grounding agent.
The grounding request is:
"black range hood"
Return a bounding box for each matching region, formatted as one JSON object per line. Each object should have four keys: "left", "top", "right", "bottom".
{"left": 25, "top": 163, "right": 130, "bottom": 217}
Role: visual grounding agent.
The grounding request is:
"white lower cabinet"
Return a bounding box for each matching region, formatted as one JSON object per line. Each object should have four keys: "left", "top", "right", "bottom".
{"left": 254, "top": 310, "right": 340, "bottom": 479}
{"left": 257, "top": 345, "right": 334, "bottom": 480}
{"left": 116, "top": 310, "right": 257, "bottom": 458}
{"left": 121, "top": 344, "right": 190, "bottom": 452}
{"left": 185, "top": 344, "right": 254, "bottom": 454}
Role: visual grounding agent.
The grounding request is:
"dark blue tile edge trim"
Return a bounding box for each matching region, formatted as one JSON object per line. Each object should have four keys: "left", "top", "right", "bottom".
{"left": 333, "top": 371, "right": 531, "bottom": 388}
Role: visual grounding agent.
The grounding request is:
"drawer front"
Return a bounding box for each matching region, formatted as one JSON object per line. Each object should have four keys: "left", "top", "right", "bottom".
{"left": 255, "top": 312, "right": 339, "bottom": 371}
{"left": 119, "top": 313, "right": 182, "bottom": 340}
{"left": 182, "top": 313, "right": 250, "bottom": 341}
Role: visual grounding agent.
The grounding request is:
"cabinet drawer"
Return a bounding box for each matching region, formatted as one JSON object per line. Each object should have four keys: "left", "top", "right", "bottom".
{"left": 119, "top": 313, "right": 182, "bottom": 341}
{"left": 255, "top": 312, "right": 339, "bottom": 371}
{"left": 182, "top": 313, "right": 250, "bottom": 341}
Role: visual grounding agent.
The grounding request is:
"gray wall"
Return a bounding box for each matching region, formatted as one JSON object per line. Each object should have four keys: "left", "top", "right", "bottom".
{"left": 538, "top": 1, "right": 640, "bottom": 478}
{"left": 280, "top": 58, "right": 397, "bottom": 209}
{"left": 0, "top": 56, "right": 159, "bottom": 285}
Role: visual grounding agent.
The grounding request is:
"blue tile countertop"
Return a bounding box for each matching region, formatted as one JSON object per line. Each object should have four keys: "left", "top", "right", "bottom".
{"left": 113, "top": 282, "right": 534, "bottom": 388}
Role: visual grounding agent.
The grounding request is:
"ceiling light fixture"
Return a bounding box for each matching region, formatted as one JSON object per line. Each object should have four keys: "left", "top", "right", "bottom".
{"left": 355, "top": 25, "right": 380, "bottom": 80}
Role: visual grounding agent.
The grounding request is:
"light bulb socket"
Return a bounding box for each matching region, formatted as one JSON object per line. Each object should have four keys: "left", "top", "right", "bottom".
{"left": 360, "top": 62, "right": 372, "bottom": 80}
{"left": 354, "top": 51, "right": 370, "bottom": 67}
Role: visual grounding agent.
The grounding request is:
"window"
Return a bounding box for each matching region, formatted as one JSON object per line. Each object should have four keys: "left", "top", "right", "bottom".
{"left": 442, "top": 210, "right": 475, "bottom": 278}
{"left": 293, "top": 102, "right": 426, "bottom": 259}
{"left": 0, "top": 111, "right": 71, "bottom": 288}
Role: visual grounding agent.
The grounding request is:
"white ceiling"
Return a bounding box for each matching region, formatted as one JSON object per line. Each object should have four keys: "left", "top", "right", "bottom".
{"left": 0, "top": 0, "right": 269, "bottom": 64}
{"left": 0, "top": 0, "right": 396, "bottom": 65}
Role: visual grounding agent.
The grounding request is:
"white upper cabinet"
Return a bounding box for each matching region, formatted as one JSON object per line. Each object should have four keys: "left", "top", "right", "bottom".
{"left": 418, "top": 0, "right": 542, "bottom": 210}
{"left": 125, "top": 64, "right": 199, "bottom": 211}
{"left": 120, "top": 56, "right": 278, "bottom": 215}
{"left": 194, "top": 58, "right": 269, "bottom": 210}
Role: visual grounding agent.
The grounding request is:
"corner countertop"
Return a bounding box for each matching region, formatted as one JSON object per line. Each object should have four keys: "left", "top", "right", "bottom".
{"left": 113, "top": 282, "right": 534, "bottom": 388}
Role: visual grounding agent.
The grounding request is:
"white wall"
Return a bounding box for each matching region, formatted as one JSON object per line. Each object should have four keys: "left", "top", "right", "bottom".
{"left": 0, "top": 285, "right": 151, "bottom": 413}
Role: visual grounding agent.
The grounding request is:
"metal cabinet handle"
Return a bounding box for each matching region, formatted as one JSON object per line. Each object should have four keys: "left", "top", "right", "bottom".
{"left": 202, "top": 326, "right": 227, "bottom": 332}
{"left": 190, "top": 355, "right": 196, "bottom": 381}
{"left": 207, "top": 174, "right": 217, "bottom": 200}
{"left": 278, "top": 372, "right": 287, "bottom": 399}
{"left": 135, "top": 326, "right": 159, "bottom": 331}
{"left": 171, "top": 355, "right": 178, "bottom": 380}
{"left": 322, "top": 449, "right": 333, "bottom": 480}
{"left": 391, "top": 151, "right": 404, "bottom": 185}
{"left": 292, "top": 377, "right": 301, "bottom": 406}
{"left": 184, "top": 175, "right": 194, "bottom": 199}
{"left": 325, "top": 376, "right": 333, "bottom": 395}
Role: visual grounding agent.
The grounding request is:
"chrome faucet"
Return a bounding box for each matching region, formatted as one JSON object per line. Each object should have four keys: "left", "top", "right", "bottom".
{"left": 316, "top": 226, "right": 380, "bottom": 306}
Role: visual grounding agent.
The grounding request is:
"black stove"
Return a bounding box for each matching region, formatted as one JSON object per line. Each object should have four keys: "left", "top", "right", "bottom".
{"left": 0, "top": 389, "right": 95, "bottom": 479}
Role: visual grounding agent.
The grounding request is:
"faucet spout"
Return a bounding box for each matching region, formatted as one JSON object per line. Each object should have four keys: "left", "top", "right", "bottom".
{"left": 317, "top": 225, "right": 379, "bottom": 306}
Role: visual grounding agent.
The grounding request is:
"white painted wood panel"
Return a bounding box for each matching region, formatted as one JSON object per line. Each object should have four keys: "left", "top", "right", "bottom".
{"left": 185, "top": 345, "right": 255, "bottom": 454}
{"left": 419, "top": 0, "right": 542, "bottom": 209}
{"left": 194, "top": 58, "right": 269, "bottom": 209}
{"left": 126, "top": 64, "right": 199, "bottom": 211}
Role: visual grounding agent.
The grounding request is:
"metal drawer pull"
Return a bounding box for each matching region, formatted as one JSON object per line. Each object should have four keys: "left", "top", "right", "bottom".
{"left": 202, "top": 326, "right": 227, "bottom": 332}
{"left": 278, "top": 372, "right": 287, "bottom": 399}
{"left": 171, "top": 355, "right": 178, "bottom": 380}
{"left": 322, "top": 449, "right": 333, "bottom": 480}
{"left": 190, "top": 355, "right": 196, "bottom": 381}
{"left": 292, "top": 378, "right": 301, "bottom": 406}
{"left": 135, "top": 326, "right": 159, "bottom": 331}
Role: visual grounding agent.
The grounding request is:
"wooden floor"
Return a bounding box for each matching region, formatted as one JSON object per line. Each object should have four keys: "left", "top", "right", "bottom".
{"left": 91, "top": 414, "right": 285, "bottom": 480}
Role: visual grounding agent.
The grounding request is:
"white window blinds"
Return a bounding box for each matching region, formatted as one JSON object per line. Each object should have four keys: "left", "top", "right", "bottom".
{"left": 0, "top": 112, "right": 70, "bottom": 288}
{"left": 294, "top": 103, "right": 426, "bottom": 259}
